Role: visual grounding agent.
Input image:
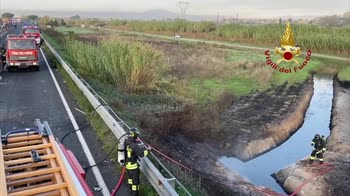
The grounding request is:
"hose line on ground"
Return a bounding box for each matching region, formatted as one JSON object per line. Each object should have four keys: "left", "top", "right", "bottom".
{"left": 83, "top": 133, "right": 129, "bottom": 171}
{"left": 60, "top": 104, "right": 103, "bottom": 144}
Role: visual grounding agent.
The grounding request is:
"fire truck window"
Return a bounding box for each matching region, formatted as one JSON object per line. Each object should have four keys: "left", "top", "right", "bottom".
{"left": 8, "top": 40, "right": 35, "bottom": 49}
{"left": 8, "top": 41, "right": 17, "bottom": 49}
{"left": 25, "top": 29, "right": 40, "bottom": 33}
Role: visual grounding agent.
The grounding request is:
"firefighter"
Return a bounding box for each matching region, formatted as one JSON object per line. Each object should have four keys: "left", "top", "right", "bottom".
{"left": 124, "top": 128, "right": 150, "bottom": 196}
{"left": 309, "top": 134, "right": 326, "bottom": 164}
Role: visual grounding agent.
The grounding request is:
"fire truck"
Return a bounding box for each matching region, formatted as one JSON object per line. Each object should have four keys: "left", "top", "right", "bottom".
{"left": 5, "top": 35, "right": 40, "bottom": 72}
{"left": 22, "top": 26, "right": 42, "bottom": 46}
{"left": 0, "top": 120, "right": 94, "bottom": 196}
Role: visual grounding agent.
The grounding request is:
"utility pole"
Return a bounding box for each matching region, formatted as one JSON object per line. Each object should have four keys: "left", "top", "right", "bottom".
{"left": 177, "top": 1, "right": 189, "bottom": 19}
{"left": 236, "top": 12, "right": 238, "bottom": 23}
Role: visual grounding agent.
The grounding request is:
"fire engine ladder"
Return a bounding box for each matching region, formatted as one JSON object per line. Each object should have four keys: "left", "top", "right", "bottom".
{"left": 0, "top": 120, "right": 86, "bottom": 196}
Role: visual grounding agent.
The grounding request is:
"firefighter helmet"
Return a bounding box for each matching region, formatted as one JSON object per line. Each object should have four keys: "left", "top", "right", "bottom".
{"left": 130, "top": 128, "right": 139, "bottom": 139}
{"left": 315, "top": 134, "right": 320, "bottom": 139}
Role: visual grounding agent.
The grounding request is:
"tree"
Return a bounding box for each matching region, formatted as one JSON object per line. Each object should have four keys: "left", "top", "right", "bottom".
{"left": 60, "top": 18, "right": 66, "bottom": 26}
{"left": 2, "top": 12, "right": 14, "bottom": 18}
{"left": 52, "top": 19, "right": 59, "bottom": 26}
{"left": 28, "top": 15, "right": 39, "bottom": 21}
{"left": 39, "top": 16, "right": 51, "bottom": 26}
{"left": 70, "top": 15, "right": 80, "bottom": 20}
{"left": 47, "top": 19, "right": 59, "bottom": 26}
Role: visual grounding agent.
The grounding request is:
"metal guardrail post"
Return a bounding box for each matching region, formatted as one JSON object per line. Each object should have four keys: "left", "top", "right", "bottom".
{"left": 43, "top": 36, "right": 179, "bottom": 196}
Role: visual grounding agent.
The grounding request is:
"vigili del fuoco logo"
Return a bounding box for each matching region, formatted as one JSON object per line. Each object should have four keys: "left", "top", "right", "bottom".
{"left": 264, "top": 22, "right": 312, "bottom": 73}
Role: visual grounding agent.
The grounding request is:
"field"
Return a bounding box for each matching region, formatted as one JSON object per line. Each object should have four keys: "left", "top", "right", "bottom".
{"left": 105, "top": 20, "right": 350, "bottom": 56}
{"left": 42, "top": 24, "right": 350, "bottom": 195}
{"left": 44, "top": 25, "right": 350, "bottom": 134}
{"left": 54, "top": 26, "right": 99, "bottom": 34}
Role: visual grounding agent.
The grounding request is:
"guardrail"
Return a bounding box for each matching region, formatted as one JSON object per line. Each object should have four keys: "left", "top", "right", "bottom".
{"left": 43, "top": 36, "right": 183, "bottom": 196}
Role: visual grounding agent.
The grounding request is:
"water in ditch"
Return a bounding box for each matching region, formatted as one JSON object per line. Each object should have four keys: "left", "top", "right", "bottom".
{"left": 219, "top": 74, "right": 334, "bottom": 193}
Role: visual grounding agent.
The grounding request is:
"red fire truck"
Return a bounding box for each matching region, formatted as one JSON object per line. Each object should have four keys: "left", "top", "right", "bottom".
{"left": 22, "top": 25, "right": 42, "bottom": 45}
{"left": 5, "top": 35, "right": 40, "bottom": 72}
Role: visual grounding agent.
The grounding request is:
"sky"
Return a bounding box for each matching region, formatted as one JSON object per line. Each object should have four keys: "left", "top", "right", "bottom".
{"left": 1, "top": 0, "right": 349, "bottom": 18}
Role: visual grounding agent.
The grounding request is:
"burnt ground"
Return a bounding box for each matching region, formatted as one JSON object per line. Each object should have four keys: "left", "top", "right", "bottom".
{"left": 148, "top": 80, "right": 313, "bottom": 195}
{"left": 273, "top": 80, "right": 350, "bottom": 196}
{"left": 52, "top": 32, "right": 317, "bottom": 195}
{"left": 110, "top": 36, "right": 315, "bottom": 194}
{"left": 218, "top": 80, "right": 313, "bottom": 161}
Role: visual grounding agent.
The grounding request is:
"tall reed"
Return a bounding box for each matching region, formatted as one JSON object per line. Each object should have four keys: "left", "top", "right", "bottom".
{"left": 64, "top": 36, "right": 164, "bottom": 93}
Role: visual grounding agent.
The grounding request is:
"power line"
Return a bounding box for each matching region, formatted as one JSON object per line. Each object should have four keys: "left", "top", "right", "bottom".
{"left": 177, "top": 1, "right": 189, "bottom": 19}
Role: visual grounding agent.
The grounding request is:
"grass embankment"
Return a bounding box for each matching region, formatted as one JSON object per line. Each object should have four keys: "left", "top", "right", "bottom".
{"left": 338, "top": 67, "right": 350, "bottom": 82}
{"left": 43, "top": 25, "right": 350, "bottom": 193}
{"left": 42, "top": 29, "right": 208, "bottom": 196}
{"left": 106, "top": 19, "right": 350, "bottom": 56}
{"left": 43, "top": 27, "right": 350, "bottom": 123}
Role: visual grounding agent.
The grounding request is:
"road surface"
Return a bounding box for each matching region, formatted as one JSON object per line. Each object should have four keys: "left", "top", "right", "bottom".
{"left": 0, "top": 26, "right": 129, "bottom": 195}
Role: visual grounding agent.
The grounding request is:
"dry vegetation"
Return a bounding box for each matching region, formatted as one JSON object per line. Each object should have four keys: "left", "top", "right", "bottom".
{"left": 106, "top": 19, "right": 350, "bottom": 56}
{"left": 130, "top": 39, "right": 275, "bottom": 88}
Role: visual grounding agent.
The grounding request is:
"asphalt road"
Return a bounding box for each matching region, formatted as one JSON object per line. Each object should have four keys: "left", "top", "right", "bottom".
{"left": 0, "top": 27, "right": 129, "bottom": 195}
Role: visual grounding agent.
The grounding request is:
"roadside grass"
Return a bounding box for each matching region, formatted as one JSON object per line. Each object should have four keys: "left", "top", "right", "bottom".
{"left": 43, "top": 31, "right": 208, "bottom": 196}
{"left": 42, "top": 43, "right": 161, "bottom": 195}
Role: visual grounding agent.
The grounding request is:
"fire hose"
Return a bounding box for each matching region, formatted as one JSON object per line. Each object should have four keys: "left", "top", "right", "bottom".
{"left": 111, "top": 167, "right": 126, "bottom": 196}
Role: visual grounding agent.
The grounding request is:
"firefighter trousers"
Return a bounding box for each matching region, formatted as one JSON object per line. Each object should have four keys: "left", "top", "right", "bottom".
{"left": 310, "top": 149, "right": 323, "bottom": 162}
{"left": 126, "top": 167, "right": 140, "bottom": 196}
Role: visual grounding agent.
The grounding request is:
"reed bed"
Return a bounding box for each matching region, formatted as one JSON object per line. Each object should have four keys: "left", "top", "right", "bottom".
{"left": 108, "top": 19, "right": 350, "bottom": 55}
{"left": 64, "top": 36, "right": 164, "bottom": 93}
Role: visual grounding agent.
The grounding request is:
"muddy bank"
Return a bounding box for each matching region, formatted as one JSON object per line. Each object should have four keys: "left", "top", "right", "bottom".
{"left": 154, "top": 135, "right": 272, "bottom": 196}
{"left": 219, "top": 79, "right": 314, "bottom": 161}
{"left": 150, "top": 81, "right": 315, "bottom": 195}
{"left": 273, "top": 80, "right": 350, "bottom": 196}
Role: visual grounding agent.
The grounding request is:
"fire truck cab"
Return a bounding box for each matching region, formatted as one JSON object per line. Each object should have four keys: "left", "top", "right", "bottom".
{"left": 22, "top": 25, "right": 42, "bottom": 46}
{"left": 5, "top": 34, "right": 40, "bottom": 72}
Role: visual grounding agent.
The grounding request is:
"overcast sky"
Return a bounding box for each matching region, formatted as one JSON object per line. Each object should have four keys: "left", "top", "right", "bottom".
{"left": 1, "top": 0, "right": 349, "bottom": 18}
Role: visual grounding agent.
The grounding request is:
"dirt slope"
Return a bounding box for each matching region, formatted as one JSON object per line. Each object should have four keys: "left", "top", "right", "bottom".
{"left": 219, "top": 80, "right": 313, "bottom": 161}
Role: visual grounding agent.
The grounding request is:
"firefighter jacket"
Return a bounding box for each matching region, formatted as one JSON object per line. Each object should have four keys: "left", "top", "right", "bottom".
{"left": 124, "top": 138, "right": 149, "bottom": 170}
{"left": 311, "top": 136, "right": 326, "bottom": 151}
